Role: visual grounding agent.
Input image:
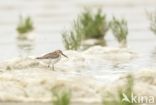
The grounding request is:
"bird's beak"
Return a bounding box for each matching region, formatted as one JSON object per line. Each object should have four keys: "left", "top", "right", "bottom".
{"left": 61, "top": 53, "right": 68, "bottom": 58}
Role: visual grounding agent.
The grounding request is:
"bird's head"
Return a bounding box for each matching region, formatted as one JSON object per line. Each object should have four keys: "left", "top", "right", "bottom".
{"left": 55, "top": 50, "right": 68, "bottom": 58}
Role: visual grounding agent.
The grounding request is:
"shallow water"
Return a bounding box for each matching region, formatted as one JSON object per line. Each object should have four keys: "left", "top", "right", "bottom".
{"left": 0, "top": 0, "right": 155, "bottom": 56}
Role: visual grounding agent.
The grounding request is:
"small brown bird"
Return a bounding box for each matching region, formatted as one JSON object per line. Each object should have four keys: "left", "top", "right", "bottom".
{"left": 36, "top": 50, "right": 68, "bottom": 70}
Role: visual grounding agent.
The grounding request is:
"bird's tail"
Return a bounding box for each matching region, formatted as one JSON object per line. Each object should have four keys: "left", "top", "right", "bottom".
{"left": 36, "top": 57, "right": 44, "bottom": 59}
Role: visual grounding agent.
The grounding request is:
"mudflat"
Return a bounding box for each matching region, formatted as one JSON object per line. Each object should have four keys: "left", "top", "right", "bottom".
{"left": 0, "top": 102, "right": 101, "bottom": 105}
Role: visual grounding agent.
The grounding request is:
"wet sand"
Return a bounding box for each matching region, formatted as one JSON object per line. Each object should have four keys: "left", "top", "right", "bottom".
{"left": 0, "top": 46, "right": 155, "bottom": 105}
{"left": 0, "top": 101, "right": 101, "bottom": 105}
{"left": 0, "top": 102, "right": 50, "bottom": 105}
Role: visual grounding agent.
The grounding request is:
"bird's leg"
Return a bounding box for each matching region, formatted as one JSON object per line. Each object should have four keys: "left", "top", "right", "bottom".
{"left": 48, "top": 60, "right": 51, "bottom": 68}
{"left": 52, "top": 64, "right": 55, "bottom": 71}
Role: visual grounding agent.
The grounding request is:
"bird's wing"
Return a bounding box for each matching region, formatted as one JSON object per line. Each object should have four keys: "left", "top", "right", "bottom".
{"left": 40, "top": 52, "right": 59, "bottom": 59}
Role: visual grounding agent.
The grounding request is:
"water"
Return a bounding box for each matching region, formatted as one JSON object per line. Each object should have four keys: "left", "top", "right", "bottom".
{"left": 0, "top": 0, "right": 156, "bottom": 71}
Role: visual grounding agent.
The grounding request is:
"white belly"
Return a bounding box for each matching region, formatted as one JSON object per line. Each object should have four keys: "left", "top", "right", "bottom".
{"left": 50, "top": 56, "right": 61, "bottom": 64}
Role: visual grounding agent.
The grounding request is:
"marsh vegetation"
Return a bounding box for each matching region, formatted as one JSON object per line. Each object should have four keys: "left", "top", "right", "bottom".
{"left": 109, "top": 17, "right": 128, "bottom": 48}
{"left": 16, "top": 16, "right": 34, "bottom": 34}
{"left": 148, "top": 11, "right": 156, "bottom": 35}
{"left": 62, "top": 22, "right": 82, "bottom": 50}
{"left": 52, "top": 90, "right": 71, "bottom": 105}
{"left": 102, "top": 74, "right": 136, "bottom": 105}
{"left": 16, "top": 16, "right": 35, "bottom": 57}
{"left": 49, "top": 74, "right": 136, "bottom": 105}
{"left": 62, "top": 8, "right": 130, "bottom": 50}
{"left": 62, "top": 8, "right": 109, "bottom": 50}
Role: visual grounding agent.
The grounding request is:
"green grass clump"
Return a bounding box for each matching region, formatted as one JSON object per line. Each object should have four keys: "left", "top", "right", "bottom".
{"left": 110, "top": 17, "right": 128, "bottom": 47}
{"left": 16, "top": 16, "right": 34, "bottom": 34}
{"left": 118, "top": 75, "right": 135, "bottom": 105}
{"left": 62, "top": 8, "right": 108, "bottom": 50}
{"left": 79, "top": 9, "right": 108, "bottom": 39}
{"left": 148, "top": 12, "right": 156, "bottom": 34}
{"left": 52, "top": 90, "right": 71, "bottom": 105}
{"left": 102, "top": 74, "right": 137, "bottom": 105}
{"left": 62, "top": 22, "right": 82, "bottom": 50}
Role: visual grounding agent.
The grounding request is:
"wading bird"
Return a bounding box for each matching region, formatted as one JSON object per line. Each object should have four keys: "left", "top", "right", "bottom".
{"left": 36, "top": 50, "right": 68, "bottom": 70}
